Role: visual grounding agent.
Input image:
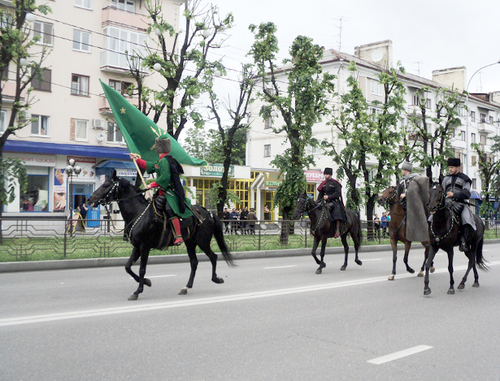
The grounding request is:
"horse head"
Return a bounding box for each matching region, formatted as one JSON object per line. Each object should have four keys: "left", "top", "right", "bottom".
{"left": 292, "top": 193, "right": 309, "bottom": 220}
{"left": 88, "top": 170, "right": 126, "bottom": 207}
{"left": 428, "top": 182, "right": 445, "bottom": 214}
{"left": 377, "top": 186, "right": 397, "bottom": 207}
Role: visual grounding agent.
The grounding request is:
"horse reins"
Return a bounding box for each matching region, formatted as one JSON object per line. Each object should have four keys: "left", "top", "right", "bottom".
{"left": 429, "top": 188, "right": 458, "bottom": 243}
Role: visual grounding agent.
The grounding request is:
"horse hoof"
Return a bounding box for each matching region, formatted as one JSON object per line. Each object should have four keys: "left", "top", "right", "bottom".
{"left": 340, "top": 265, "right": 346, "bottom": 271}
{"left": 388, "top": 275, "right": 395, "bottom": 281}
{"left": 316, "top": 269, "right": 322, "bottom": 274}
{"left": 472, "top": 282, "right": 480, "bottom": 288}
{"left": 128, "top": 294, "right": 138, "bottom": 301}
{"left": 417, "top": 271, "right": 424, "bottom": 277}
{"left": 408, "top": 268, "right": 415, "bottom": 274}
{"left": 212, "top": 277, "right": 224, "bottom": 284}
{"left": 424, "top": 288, "right": 431, "bottom": 296}
{"left": 145, "top": 278, "right": 152, "bottom": 287}
{"left": 447, "top": 289, "right": 455, "bottom": 295}
{"left": 355, "top": 260, "right": 362, "bottom": 266}
{"left": 178, "top": 288, "right": 188, "bottom": 295}
{"left": 430, "top": 267, "right": 435, "bottom": 273}
{"left": 458, "top": 284, "right": 465, "bottom": 290}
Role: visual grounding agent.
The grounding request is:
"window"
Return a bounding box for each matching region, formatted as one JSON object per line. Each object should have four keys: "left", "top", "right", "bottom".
{"left": 75, "top": 119, "right": 88, "bottom": 141}
{"left": 75, "top": 0, "right": 92, "bottom": 9}
{"left": 71, "top": 74, "right": 89, "bottom": 96}
{"left": 102, "top": 26, "right": 147, "bottom": 70}
{"left": 412, "top": 94, "right": 420, "bottom": 106}
{"left": 73, "top": 29, "right": 91, "bottom": 52}
{"left": 425, "top": 99, "right": 431, "bottom": 109}
{"left": 480, "top": 113, "right": 487, "bottom": 123}
{"left": 489, "top": 116, "right": 494, "bottom": 124}
{"left": 109, "top": 79, "right": 133, "bottom": 96}
{"left": 306, "top": 145, "right": 321, "bottom": 155}
{"left": 264, "top": 144, "right": 271, "bottom": 157}
{"left": 459, "top": 131, "right": 465, "bottom": 141}
{"left": 33, "top": 21, "right": 53, "bottom": 45}
{"left": 0, "top": 110, "right": 6, "bottom": 133}
{"left": 480, "top": 134, "right": 486, "bottom": 145}
{"left": 370, "top": 79, "right": 383, "bottom": 96}
{"left": 32, "top": 68, "right": 51, "bottom": 92}
{"left": 111, "top": 0, "right": 136, "bottom": 12}
{"left": 107, "top": 121, "right": 123, "bottom": 143}
{"left": 20, "top": 169, "right": 49, "bottom": 212}
{"left": 471, "top": 133, "right": 476, "bottom": 144}
{"left": 264, "top": 118, "right": 272, "bottom": 129}
{"left": 472, "top": 156, "right": 477, "bottom": 167}
{"left": 31, "top": 115, "right": 49, "bottom": 136}
{"left": 470, "top": 111, "right": 476, "bottom": 122}
{"left": 472, "top": 178, "right": 477, "bottom": 189}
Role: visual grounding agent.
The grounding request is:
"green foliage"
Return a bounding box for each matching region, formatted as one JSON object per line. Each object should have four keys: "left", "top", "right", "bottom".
{"left": 206, "top": 127, "right": 248, "bottom": 165}
{"left": 0, "top": 158, "right": 27, "bottom": 204}
{"left": 249, "top": 24, "right": 335, "bottom": 217}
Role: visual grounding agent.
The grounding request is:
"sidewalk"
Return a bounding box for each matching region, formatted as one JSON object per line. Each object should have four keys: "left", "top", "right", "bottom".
{"left": 2, "top": 240, "right": 499, "bottom": 273}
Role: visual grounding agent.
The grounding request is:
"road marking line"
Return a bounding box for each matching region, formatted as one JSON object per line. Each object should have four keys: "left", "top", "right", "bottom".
{"left": 129, "top": 274, "right": 176, "bottom": 280}
{"left": 361, "top": 258, "right": 382, "bottom": 262}
{"left": 2, "top": 261, "right": 499, "bottom": 328}
{"left": 368, "top": 345, "right": 433, "bottom": 364}
{"left": 264, "top": 265, "right": 298, "bottom": 270}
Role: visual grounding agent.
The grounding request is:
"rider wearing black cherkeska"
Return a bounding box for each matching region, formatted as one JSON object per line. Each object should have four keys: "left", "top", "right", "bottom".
{"left": 317, "top": 167, "right": 347, "bottom": 238}
{"left": 442, "top": 157, "right": 476, "bottom": 252}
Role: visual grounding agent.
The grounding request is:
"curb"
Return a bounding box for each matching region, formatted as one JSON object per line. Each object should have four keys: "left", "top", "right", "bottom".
{"left": 1, "top": 240, "right": 499, "bottom": 273}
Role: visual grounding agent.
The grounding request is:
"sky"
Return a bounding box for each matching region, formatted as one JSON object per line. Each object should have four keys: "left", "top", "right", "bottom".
{"left": 205, "top": 0, "right": 500, "bottom": 97}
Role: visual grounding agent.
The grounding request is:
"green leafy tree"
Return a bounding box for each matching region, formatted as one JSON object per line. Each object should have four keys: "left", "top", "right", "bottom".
{"left": 0, "top": 0, "right": 51, "bottom": 242}
{"left": 249, "top": 23, "right": 335, "bottom": 243}
{"left": 128, "top": 0, "right": 233, "bottom": 140}
{"left": 183, "top": 123, "right": 209, "bottom": 160}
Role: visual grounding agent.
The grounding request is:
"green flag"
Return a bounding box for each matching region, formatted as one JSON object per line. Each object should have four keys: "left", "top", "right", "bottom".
{"left": 100, "top": 79, "right": 207, "bottom": 166}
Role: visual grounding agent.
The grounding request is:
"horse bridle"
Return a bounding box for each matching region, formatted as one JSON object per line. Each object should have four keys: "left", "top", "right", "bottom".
{"left": 380, "top": 186, "right": 397, "bottom": 205}
{"left": 296, "top": 196, "right": 322, "bottom": 216}
{"left": 429, "top": 185, "right": 457, "bottom": 243}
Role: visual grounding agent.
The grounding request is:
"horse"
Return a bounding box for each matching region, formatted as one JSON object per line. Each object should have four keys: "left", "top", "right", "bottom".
{"left": 377, "top": 186, "right": 432, "bottom": 280}
{"left": 292, "top": 193, "right": 362, "bottom": 274}
{"left": 87, "top": 170, "right": 234, "bottom": 300}
{"left": 423, "top": 183, "right": 488, "bottom": 296}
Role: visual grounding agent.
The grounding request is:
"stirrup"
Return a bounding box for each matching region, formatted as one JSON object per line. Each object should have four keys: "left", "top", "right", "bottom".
{"left": 333, "top": 231, "right": 340, "bottom": 238}
{"left": 173, "top": 237, "right": 183, "bottom": 246}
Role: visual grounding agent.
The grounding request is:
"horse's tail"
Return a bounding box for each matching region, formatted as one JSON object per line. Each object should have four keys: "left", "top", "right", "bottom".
{"left": 475, "top": 238, "right": 489, "bottom": 271}
{"left": 212, "top": 213, "right": 235, "bottom": 266}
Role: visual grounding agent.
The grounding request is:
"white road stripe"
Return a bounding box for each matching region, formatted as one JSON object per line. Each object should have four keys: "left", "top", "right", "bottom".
{"left": 129, "top": 274, "right": 176, "bottom": 280}
{"left": 2, "top": 260, "right": 499, "bottom": 328}
{"left": 264, "top": 265, "right": 298, "bottom": 270}
{"left": 368, "top": 345, "right": 433, "bottom": 364}
{"left": 361, "top": 258, "right": 382, "bottom": 262}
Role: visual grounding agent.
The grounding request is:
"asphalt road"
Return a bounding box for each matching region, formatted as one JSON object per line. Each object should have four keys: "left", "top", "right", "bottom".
{"left": 1, "top": 243, "right": 500, "bottom": 381}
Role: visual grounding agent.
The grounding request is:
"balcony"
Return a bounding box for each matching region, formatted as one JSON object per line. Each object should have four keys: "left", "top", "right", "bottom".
{"left": 101, "top": 6, "right": 149, "bottom": 30}
{"left": 99, "top": 93, "right": 139, "bottom": 115}
{"left": 450, "top": 138, "right": 466, "bottom": 150}
{"left": 477, "top": 122, "right": 496, "bottom": 135}
{"left": 100, "top": 51, "right": 146, "bottom": 74}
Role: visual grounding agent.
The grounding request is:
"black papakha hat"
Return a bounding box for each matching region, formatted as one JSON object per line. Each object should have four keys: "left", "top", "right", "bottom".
{"left": 447, "top": 158, "right": 460, "bottom": 167}
{"left": 324, "top": 167, "right": 333, "bottom": 175}
{"left": 155, "top": 137, "right": 171, "bottom": 154}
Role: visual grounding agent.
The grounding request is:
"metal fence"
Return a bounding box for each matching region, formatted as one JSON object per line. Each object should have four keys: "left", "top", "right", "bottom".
{"left": 0, "top": 217, "right": 498, "bottom": 262}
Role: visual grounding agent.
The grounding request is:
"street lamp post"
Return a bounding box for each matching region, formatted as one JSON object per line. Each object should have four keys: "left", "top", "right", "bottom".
{"left": 66, "top": 158, "right": 81, "bottom": 236}
{"left": 464, "top": 61, "right": 500, "bottom": 175}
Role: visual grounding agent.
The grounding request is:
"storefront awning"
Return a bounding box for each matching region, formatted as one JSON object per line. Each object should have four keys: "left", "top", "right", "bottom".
{"left": 470, "top": 190, "right": 481, "bottom": 200}
{"left": 95, "top": 160, "right": 136, "bottom": 169}
{"left": 4, "top": 140, "right": 130, "bottom": 160}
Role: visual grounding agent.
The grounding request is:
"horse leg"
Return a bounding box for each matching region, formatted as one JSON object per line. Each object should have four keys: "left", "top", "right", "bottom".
{"left": 388, "top": 238, "right": 398, "bottom": 281}
{"left": 128, "top": 246, "right": 151, "bottom": 301}
{"left": 458, "top": 251, "right": 476, "bottom": 289}
{"left": 179, "top": 242, "right": 198, "bottom": 295}
{"left": 353, "top": 231, "right": 362, "bottom": 267}
{"left": 340, "top": 234, "right": 349, "bottom": 271}
{"left": 418, "top": 243, "right": 434, "bottom": 277}
{"left": 310, "top": 236, "right": 323, "bottom": 273}
{"left": 316, "top": 238, "right": 327, "bottom": 274}
{"left": 424, "top": 245, "right": 439, "bottom": 295}
{"left": 201, "top": 238, "right": 225, "bottom": 284}
{"left": 446, "top": 249, "right": 455, "bottom": 295}
{"left": 125, "top": 247, "right": 152, "bottom": 301}
{"left": 403, "top": 241, "right": 415, "bottom": 274}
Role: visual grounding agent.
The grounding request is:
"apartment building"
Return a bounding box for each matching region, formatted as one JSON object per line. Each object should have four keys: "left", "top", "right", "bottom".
{"left": 1, "top": 0, "right": 181, "bottom": 217}
{"left": 246, "top": 40, "right": 500, "bottom": 217}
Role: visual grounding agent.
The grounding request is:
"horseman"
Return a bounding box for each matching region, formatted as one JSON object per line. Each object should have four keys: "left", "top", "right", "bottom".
{"left": 396, "top": 161, "right": 419, "bottom": 211}
{"left": 130, "top": 135, "right": 193, "bottom": 246}
{"left": 317, "top": 167, "right": 346, "bottom": 238}
{"left": 442, "top": 157, "right": 476, "bottom": 252}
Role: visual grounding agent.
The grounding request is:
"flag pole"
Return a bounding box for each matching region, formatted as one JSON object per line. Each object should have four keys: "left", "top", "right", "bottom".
{"left": 132, "top": 157, "right": 147, "bottom": 188}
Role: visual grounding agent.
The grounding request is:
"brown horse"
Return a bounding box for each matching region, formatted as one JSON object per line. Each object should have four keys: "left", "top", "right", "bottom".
{"left": 293, "top": 193, "right": 363, "bottom": 274}
{"left": 377, "top": 186, "right": 433, "bottom": 280}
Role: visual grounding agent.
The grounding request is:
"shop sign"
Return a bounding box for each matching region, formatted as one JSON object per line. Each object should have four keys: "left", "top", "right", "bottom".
{"left": 305, "top": 170, "right": 324, "bottom": 183}
{"left": 116, "top": 169, "right": 137, "bottom": 177}
{"left": 265, "top": 181, "right": 281, "bottom": 187}
{"left": 200, "top": 164, "right": 234, "bottom": 177}
{"left": 8, "top": 152, "right": 56, "bottom": 167}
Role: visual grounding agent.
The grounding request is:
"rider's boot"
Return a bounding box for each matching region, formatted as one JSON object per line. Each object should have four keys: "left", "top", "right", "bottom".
{"left": 459, "top": 224, "right": 470, "bottom": 252}
{"left": 170, "top": 217, "right": 184, "bottom": 246}
{"left": 333, "top": 220, "right": 340, "bottom": 238}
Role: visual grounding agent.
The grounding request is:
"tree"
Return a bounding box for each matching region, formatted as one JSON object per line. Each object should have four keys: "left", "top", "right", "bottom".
{"left": 472, "top": 134, "right": 500, "bottom": 227}
{"left": 128, "top": 0, "right": 233, "bottom": 140}
{"left": 248, "top": 23, "right": 335, "bottom": 243}
{"left": 406, "top": 87, "right": 461, "bottom": 181}
{"left": 0, "top": 0, "right": 51, "bottom": 243}
{"left": 206, "top": 63, "right": 255, "bottom": 216}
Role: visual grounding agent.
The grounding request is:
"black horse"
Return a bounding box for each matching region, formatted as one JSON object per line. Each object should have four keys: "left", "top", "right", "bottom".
{"left": 424, "top": 183, "right": 488, "bottom": 296}
{"left": 293, "top": 193, "right": 362, "bottom": 274}
{"left": 377, "top": 186, "right": 432, "bottom": 280}
{"left": 87, "top": 171, "right": 234, "bottom": 300}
